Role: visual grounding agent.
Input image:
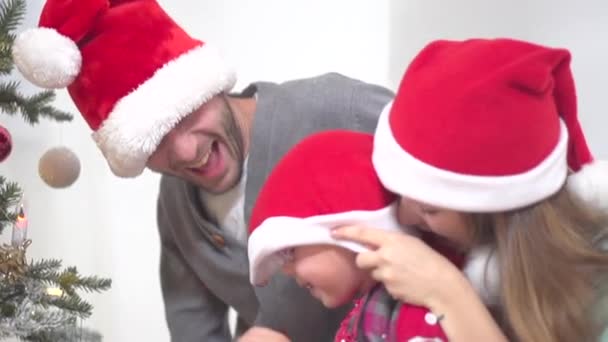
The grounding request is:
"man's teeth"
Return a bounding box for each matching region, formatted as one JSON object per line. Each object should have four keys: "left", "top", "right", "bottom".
{"left": 194, "top": 148, "right": 212, "bottom": 168}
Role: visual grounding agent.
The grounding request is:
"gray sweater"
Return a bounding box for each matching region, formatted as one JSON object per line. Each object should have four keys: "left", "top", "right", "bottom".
{"left": 157, "top": 73, "right": 393, "bottom": 342}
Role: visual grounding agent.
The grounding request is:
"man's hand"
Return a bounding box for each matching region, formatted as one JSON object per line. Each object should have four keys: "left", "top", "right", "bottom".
{"left": 238, "top": 327, "right": 291, "bottom": 342}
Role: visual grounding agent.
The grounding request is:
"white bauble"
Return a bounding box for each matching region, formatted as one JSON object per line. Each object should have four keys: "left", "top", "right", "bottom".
{"left": 39, "top": 147, "right": 81, "bottom": 188}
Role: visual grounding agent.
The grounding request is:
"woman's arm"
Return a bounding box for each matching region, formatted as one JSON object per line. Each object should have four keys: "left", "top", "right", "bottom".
{"left": 332, "top": 225, "right": 509, "bottom": 342}
{"left": 428, "top": 268, "right": 508, "bottom": 342}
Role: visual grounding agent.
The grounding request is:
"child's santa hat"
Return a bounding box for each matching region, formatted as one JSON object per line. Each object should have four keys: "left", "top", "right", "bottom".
{"left": 373, "top": 38, "right": 608, "bottom": 213}
{"left": 248, "top": 130, "right": 406, "bottom": 286}
{"left": 12, "top": 0, "right": 235, "bottom": 177}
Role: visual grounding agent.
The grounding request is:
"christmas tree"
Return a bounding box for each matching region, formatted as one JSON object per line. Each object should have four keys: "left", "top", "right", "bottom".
{"left": 0, "top": 0, "right": 111, "bottom": 341}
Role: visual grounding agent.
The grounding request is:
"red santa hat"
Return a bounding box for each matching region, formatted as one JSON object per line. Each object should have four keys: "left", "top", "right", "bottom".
{"left": 248, "top": 130, "right": 406, "bottom": 286}
{"left": 374, "top": 38, "right": 608, "bottom": 212}
{"left": 12, "top": 0, "right": 235, "bottom": 177}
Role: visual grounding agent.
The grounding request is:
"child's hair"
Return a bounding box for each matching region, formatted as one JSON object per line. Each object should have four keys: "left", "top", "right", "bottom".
{"left": 471, "top": 185, "right": 608, "bottom": 341}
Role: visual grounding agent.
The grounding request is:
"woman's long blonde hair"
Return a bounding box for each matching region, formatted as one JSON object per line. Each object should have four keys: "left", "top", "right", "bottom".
{"left": 473, "top": 185, "right": 608, "bottom": 342}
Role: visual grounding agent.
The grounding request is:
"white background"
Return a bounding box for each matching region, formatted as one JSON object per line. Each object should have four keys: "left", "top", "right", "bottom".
{"left": 1, "top": 1, "right": 607, "bottom": 341}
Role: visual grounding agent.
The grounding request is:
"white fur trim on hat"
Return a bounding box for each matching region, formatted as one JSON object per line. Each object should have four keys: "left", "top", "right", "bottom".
{"left": 566, "top": 160, "right": 608, "bottom": 212}
{"left": 92, "top": 44, "right": 236, "bottom": 177}
{"left": 248, "top": 203, "right": 409, "bottom": 286}
{"left": 372, "top": 102, "right": 570, "bottom": 212}
{"left": 12, "top": 27, "right": 82, "bottom": 89}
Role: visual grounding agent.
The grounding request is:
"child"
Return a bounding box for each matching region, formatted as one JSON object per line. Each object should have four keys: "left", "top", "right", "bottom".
{"left": 248, "top": 130, "right": 461, "bottom": 341}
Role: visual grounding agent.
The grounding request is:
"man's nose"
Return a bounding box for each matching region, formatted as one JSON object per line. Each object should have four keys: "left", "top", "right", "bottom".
{"left": 164, "top": 131, "right": 198, "bottom": 166}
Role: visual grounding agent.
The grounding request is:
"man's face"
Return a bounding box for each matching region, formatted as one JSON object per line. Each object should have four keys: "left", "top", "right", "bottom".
{"left": 147, "top": 95, "right": 246, "bottom": 194}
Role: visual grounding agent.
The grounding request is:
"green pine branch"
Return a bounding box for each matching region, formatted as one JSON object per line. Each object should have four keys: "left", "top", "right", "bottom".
{"left": 0, "top": 0, "right": 25, "bottom": 75}
{"left": 0, "top": 33, "right": 15, "bottom": 75}
{"left": 0, "top": 0, "right": 25, "bottom": 37}
{"left": 46, "top": 294, "right": 93, "bottom": 319}
{"left": 25, "top": 259, "right": 62, "bottom": 280}
{"left": 0, "top": 281, "right": 24, "bottom": 304}
{"left": 0, "top": 175, "right": 22, "bottom": 235}
{"left": 25, "top": 325, "right": 102, "bottom": 342}
{"left": 24, "top": 260, "right": 112, "bottom": 318}
{"left": 27, "top": 263, "right": 112, "bottom": 295}
{"left": 57, "top": 267, "right": 112, "bottom": 294}
{"left": 0, "top": 81, "right": 73, "bottom": 123}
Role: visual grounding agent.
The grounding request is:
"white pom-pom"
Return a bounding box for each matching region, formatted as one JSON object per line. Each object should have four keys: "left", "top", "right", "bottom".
{"left": 12, "top": 27, "right": 81, "bottom": 89}
{"left": 567, "top": 160, "right": 608, "bottom": 212}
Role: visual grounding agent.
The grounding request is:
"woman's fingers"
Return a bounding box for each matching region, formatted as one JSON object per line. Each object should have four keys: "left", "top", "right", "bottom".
{"left": 355, "top": 250, "right": 382, "bottom": 269}
{"left": 332, "top": 224, "right": 399, "bottom": 248}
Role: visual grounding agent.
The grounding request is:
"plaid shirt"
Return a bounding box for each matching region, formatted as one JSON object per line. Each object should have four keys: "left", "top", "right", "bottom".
{"left": 334, "top": 284, "right": 400, "bottom": 342}
{"left": 360, "top": 284, "right": 401, "bottom": 341}
{"left": 335, "top": 233, "right": 461, "bottom": 342}
{"left": 334, "top": 284, "right": 448, "bottom": 342}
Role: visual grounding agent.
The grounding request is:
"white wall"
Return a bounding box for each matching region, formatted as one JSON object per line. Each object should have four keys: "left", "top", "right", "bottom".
{"left": 0, "top": 1, "right": 391, "bottom": 341}
{"left": 388, "top": 0, "right": 608, "bottom": 158}
{"left": 1, "top": 1, "right": 607, "bottom": 341}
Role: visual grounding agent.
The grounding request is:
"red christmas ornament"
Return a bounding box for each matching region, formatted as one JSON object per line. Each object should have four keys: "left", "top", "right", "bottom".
{"left": 0, "top": 124, "right": 12, "bottom": 162}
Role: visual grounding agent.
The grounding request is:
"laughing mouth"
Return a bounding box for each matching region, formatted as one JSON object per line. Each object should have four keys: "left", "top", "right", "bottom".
{"left": 188, "top": 141, "right": 215, "bottom": 171}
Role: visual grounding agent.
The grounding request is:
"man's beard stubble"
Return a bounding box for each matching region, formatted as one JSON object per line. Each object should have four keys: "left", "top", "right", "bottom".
{"left": 217, "top": 95, "right": 246, "bottom": 192}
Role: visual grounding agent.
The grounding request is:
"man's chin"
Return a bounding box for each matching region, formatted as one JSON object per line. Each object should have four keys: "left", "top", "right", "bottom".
{"left": 193, "top": 172, "right": 240, "bottom": 194}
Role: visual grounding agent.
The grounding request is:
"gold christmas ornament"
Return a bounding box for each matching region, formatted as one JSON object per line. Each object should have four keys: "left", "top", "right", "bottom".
{"left": 0, "top": 239, "right": 31, "bottom": 282}
{"left": 38, "top": 147, "right": 81, "bottom": 188}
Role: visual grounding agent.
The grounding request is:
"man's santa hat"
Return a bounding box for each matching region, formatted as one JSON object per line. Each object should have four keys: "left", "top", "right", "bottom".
{"left": 374, "top": 38, "right": 608, "bottom": 213}
{"left": 12, "top": 0, "right": 235, "bottom": 177}
{"left": 248, "top": 130, "right": 406, "bottom": 286}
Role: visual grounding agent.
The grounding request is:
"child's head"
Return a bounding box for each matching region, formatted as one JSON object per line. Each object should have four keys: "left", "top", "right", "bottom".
{"left": 373, "top": 38, "right": 608, "bottom": 342}
{"left": 248, "top": 130, "right": 405, "bottom": 308}
{"left": 279, "top": 244, "right": 369, "bottom": 308}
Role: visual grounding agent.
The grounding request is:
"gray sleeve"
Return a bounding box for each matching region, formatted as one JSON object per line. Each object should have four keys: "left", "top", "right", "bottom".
{"left": 157, "top": 190, "right": 231, "bottom": 342}
{"left": 253, "top": 273, "right": 350, "bottom": 342}
{"left": 277, "top": 73, "right": 393, "bottom": 134}
{"left": 334, "top": 75, "right": 395, "bottom": 133}
{"left": 348, "top": 76, "right": 394, "bottom": 133}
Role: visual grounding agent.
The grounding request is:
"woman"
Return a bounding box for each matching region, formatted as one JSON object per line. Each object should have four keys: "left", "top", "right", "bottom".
{"left": 333, "top": 38, "right": 608, "bottom": 342}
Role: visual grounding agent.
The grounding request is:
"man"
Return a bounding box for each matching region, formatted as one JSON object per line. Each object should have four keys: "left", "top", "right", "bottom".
{"left": 13, "top": 0, "right": 393, "bottom": 340}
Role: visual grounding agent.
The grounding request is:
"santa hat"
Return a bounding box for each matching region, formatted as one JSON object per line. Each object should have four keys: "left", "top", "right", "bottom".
{"left": 248, "top": 130, "right": 407, "bottom": 286}
{"left": 374, "top": 38, "right": 608, "bottom": 212}
{"left": 12, "top": 0, "right": 235, "bottom": 177}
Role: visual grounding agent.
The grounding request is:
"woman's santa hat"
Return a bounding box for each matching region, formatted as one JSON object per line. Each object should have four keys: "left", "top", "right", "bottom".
{"left": 12, "top": 0, "right": 235, "bottom": 177}
{"left": 374, "top": 38, "right": 608, "bottom": 213}
{"left": 248, "top": 130, "right": 407, "bottom": 286}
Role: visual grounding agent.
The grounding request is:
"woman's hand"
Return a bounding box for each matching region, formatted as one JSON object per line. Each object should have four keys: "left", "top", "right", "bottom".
{"left": 333, "top": 226, "right": 509, "bottom": 341}
{"left": 238, "top": 327, "right": 291, "bottom": 342}
{"left": 332, "top": 225, "right": 465, "bottom": 310}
